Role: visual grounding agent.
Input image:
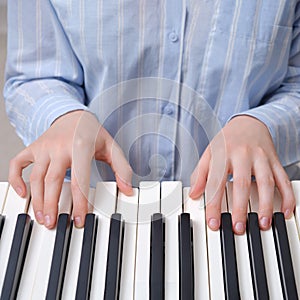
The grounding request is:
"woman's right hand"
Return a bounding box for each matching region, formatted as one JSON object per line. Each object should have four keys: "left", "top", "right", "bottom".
{"left": 8, "top": 110, "right": 133, "bottom": 229}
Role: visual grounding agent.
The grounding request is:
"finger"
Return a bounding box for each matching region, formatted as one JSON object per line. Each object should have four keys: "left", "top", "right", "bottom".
{"left": 231, "top": 154, "right": 252, "bottom": 235}
{"left": 272, "top": 162, "right": 295, "bottom": 218}
{"left": 101, "top": 136, "right": 133, "bottom": 196}
{"left": 30, "top": 158, "right": 50, "bottom": 224}
{"left": 8, "top": 148, "right": 33, "bottom": 197}
{"left": 253, "top": 156, "right": 275, "bottom": 230}
{"left": 43, "top": 159, "right": 68, "bottom": 229}
{"left": 205, "top": 154, "right": 228, "bottom": 231}
{"left": 189, "top": 148, "right": 210, "bottom": 199}
{"left": 71, "top": 152, "right": 91, "bottom": 228}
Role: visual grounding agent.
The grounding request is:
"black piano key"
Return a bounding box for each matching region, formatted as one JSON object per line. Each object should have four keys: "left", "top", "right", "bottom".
{"left": 220, "top": 212, "right": 240, "bottom": 300}
{"left": 46, "top": 213, "right": 72, "bottom": 300}
{"left": 104, "top": 213, "right": 124, "bottom": 300}
{"left": 178, "top": 213, "right": 194, "bottom": 300}
{"left": 75, "top": 213, "right": 97, "bottom": 300}
{"left": 272, "top": 212, "right": 298, "bottom": 300}
{"left": 150, "top": 213, "right": 165, "bottom": 300}
{"left": 0, "top": 215, "right": 5, "bottom": 238}
{"left": 1, "top": 213, "right": 32, "bottom": 300}
{"left": 247, "top": 212, "right": 269, "bottom": 299}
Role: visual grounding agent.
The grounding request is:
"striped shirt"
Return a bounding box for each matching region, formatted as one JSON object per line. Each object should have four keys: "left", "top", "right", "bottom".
{"left": 4, "top": 0, "right": 300, "bottom": 185}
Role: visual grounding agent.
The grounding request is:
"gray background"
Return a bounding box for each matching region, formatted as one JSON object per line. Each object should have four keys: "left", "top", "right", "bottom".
{"left": 0, "top": 1, "right": 28, "bottom": 182}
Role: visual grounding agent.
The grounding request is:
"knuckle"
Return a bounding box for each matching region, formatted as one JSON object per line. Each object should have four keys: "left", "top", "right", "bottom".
{"left": 73, "top": 136, "right": 85, "bottom": 149}
{"left": 206, "top": 201, "right": 220, "bottom": 213}
{"left": 9, "top": 157, "right": 18, "bottom": 169}
{"left": 207, "top": 177, "right": 224, "bottom": 190}
{"left": 71, "top": 180, "right": 87, "bottom": 196}
{"left": 282, "top": 177, "right": 292, "bottom": 188}
{"left": 32, "top": 197, "right": 43, "bottom": 210}
{"left": 235, "top": 145, "right": 251, "bottom": 157}
{"left": 30, "top": 171, "right": 42, "bottom": 183}
{"left": 8, "top": 175, "right": 17, "bottom": 187}
{"left": 73, "top": 134, "right": 93, "bottom": 149}
{"left": 73, "top": 137, "right": 94, "bottom": 158}
{"left": 283, "top": 192, "right": 295, "bottom": 207}
{"left": 70, "top": 181, "right": 80, "bottom": 192}
{"left": 9, "top": 155, "right": 25, "bottom": 172}
{"left": 44, "top": 172, "right": 62, "bottom": 184}
{"left": 7, "top": 174, "right": 14, "bottom": 185}
{"left": 257, "top": 175, "right": 275, "bottom": 187}
{"left": 73, "top": 200, "right": 88, "bottom": 213}
{"left": 233, "top": 176, "right": 251, "bottom": 189}
{"left": 255, "top": 147, "right": 267, "bottom": 158}
{"left": 8, "top": 169, "right": 18, "bottom": 184}
{"left": 233, "top": 206, "right": 248, "bottom": 217}
{"left": 258, "top": 207, "right": 273, "bottom": 217}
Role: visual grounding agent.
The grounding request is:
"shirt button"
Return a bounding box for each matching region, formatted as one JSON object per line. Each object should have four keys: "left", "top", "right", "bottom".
{"left": 164, "top": 104, "right": 174, "bottom": 115}
{"left": 168, "top": 31, "right": 178, "bottom": 42}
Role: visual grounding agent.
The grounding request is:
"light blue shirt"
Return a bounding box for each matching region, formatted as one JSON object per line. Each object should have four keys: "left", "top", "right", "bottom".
{"left": 4, "top": 0, "right": 300, "bottom": 186}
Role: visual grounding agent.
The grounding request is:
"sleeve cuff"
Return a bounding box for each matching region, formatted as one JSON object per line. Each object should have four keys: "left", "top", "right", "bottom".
{"left": 26, "top": 95, "right": 89, "bottom": 146}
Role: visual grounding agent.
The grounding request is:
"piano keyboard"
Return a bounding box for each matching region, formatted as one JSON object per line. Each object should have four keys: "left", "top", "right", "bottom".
{"left": 0, "top": 181, "right": 299, "bottom": 300}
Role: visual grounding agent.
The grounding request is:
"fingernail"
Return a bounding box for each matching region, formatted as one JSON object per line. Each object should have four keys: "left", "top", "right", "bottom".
{"left": 235, "top": 222, "right": 245, "bottom": 234}
{"left": 44, "top": 215, "right": 51, "bottom": 227}
{"left": 16, "top": 186, "right": 23, "bottom": 196}
{"left": 284, "top": 209, "right": 291, "bottom": 218}
{"left": 74, "top": 216, "right": 83, "bottom": 227}
{"left": 208, "top": 218, "right": 219, "bottom": 230}
{"left": 260, "top": 217, "right": 270, "bottom": 228}
{"left": 36, "top": 211, "right": 44, "bottom": 224}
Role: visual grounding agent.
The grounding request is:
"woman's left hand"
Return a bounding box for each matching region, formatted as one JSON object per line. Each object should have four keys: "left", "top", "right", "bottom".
{"left": 189, "top": 115, "right": 295, "bottom": 235}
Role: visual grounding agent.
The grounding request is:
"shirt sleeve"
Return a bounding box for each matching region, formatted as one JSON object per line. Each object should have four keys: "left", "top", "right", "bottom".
{"left": 3, "top": 1, "right": 87, "bottom": 146}
{"left": 231, "top": 6, "right": 300, "bottom": 167}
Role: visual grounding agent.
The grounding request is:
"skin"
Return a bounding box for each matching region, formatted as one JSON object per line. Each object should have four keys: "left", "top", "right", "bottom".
{"left": 9, "top": 111, "right": 295, "bottom": 234}
{"left": 189, "top": 115, "right": 295, "bottom": 234}
{"left": 8, "top": 110, "right": 133, "bottom": 229}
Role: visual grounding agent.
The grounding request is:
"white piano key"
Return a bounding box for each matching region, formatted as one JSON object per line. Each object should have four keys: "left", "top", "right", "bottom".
{"left": 1, "top": 184, "right": 30, "bottom": 215}
{"left": 250, "top": 183, "right": 283, "bottom": 300}
{"left": 29, "top": 183, "right": 73, "bottom": 299}
{"left": 61, "top": 227, "right": 83, "bottom": 299}
{"left": 285, "top": 217, "right": 300, "bottom": 295}
{"left": 89, "top": 182, "right": 117, "bottom": 299}
{"left": 292, "top": 181, "right": 300, "bottom": 237}
{"left": 0, "top": 182, "right": 9, "bottom": 240}
{"left": 226, "top": 183, "right": 254, "bottom": 300}
{"left": 135, "top": 181, "right": 160, "bottom": 300}
{"left": 183, "top": 188, "right": 209, "bottom": 300}
{"left": 0, "top": 182, "right": 9, "bottom": 213}
{"left": 274, "top": 188, "right": 300, "bottom": 296}
{"left": 62, "top": 187, "right": 96, "bottom": 299}
{"left": 161, "top": 181, "right": 182, "bottom": 300}
{"left": 206, "top": 192, "right": 226, "bottom": 300}
{"left": 116, "top": 188, "right": 138, "bottom": 299}
{"left": 0, "top": 184, "right": 30, "bottom": 292}
{"left": 17, "top": 203, "right": 45, "bottom": 300}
